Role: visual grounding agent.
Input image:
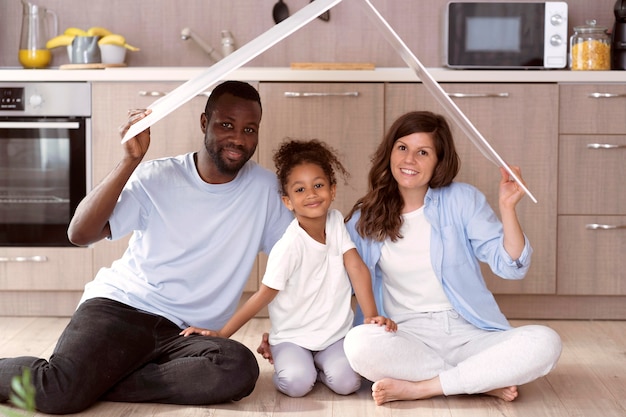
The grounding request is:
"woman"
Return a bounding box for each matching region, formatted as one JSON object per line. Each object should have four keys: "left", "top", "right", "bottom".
{"left": 343, "top": 111, "right": 561, "bottom": 405}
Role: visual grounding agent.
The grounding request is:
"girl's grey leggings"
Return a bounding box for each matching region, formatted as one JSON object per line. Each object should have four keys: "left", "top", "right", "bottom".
{"left": 270, "top": 337, "right": 361, "bottom": 397}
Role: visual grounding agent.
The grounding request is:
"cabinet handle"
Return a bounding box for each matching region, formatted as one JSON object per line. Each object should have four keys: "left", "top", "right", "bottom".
{"left": 138, "top": 91, "right": 211, "bottom": 98}
{"left": 0, "top": 255, "right": 48, "bottom": 262}
{"left": 447, "top": 92, "right": 510, "bottom": 98}
{"left": 138, "top": 90, "right": 167, "bottom": 97}
{"left": 586, "top": 224, "right": 626, "bottom": 230}
{"left": 284, "top": 92, "right": 359, "bottom": 98}
{"left": 587, "top": 143, "right": 626, "bottom": 149}
{"left": 588, "top": 92, "right": 624, "bottom": 99}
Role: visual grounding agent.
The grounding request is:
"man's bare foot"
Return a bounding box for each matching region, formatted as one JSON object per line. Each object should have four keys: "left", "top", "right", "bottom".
{"left": 484, "top": 386, "right": 518, "bottom": 401}
{"left": 371, "top": 377, "right": 443, "bottom": 406}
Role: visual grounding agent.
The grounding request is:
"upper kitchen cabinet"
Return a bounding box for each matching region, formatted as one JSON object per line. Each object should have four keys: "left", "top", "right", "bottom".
{"left": 257, "top": 82, "right": 385, "bottom": 216}
{"left": 385, "top": 83, "right": 558, "bottom": 295}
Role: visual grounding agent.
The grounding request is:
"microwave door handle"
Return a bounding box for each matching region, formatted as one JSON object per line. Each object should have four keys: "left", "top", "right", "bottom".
{"left": 0, "top": 121, "right": 80, "bottom": 129}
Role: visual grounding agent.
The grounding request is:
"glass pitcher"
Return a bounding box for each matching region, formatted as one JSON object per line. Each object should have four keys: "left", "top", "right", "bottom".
{"left": 19, "top": 0, "right": 58, "bottom": 68}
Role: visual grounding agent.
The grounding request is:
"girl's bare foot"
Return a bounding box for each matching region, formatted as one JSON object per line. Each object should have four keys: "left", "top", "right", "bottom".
{"left": 485, "top": 386, "right": 518, "bottom": 401}
{"left": 371, "top": 377, "right": 443, "bottom": 406}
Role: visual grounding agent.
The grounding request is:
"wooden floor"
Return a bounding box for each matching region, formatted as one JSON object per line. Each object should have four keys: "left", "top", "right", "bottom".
{"left": 1, "top": 317, "right": 625, "bottom": 417}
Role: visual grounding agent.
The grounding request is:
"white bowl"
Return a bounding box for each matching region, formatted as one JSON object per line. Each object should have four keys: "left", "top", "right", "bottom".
{"left": 99, "top": 44, "right": 126, "bottom": 64}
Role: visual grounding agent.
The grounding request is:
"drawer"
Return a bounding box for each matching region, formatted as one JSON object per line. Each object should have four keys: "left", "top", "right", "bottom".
{"left": 557, "top": 216, "right": 626, "bottom": 295}
{"left": 0, "top": 247, "right": 92, "bottom": 290}
{"left": 559, "top": 84, "right": 626, "bottom": 134}
{"left": 558, "top": 135, "right": 626, "bottom": 215}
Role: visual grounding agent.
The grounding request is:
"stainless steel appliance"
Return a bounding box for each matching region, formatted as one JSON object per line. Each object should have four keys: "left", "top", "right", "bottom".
{"left": 444, "top": 1, "right": 568, "bottom": 69}
{"left": 0, "top": 82, "right": 91, "bottom": 246}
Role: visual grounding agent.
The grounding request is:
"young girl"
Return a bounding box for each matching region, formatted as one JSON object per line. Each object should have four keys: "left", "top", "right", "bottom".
{"left": 181, "top": 139, "right": 396, "bottom": 398}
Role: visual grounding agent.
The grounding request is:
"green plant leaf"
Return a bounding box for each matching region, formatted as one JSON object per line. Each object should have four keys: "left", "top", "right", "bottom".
{"left": 5, "top": 368, "right": 36, "bottom": 415}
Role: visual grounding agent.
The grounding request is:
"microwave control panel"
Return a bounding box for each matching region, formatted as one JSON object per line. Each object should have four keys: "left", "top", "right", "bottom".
{"left": 544, "top": 2, "right": 568, "bottom": 68}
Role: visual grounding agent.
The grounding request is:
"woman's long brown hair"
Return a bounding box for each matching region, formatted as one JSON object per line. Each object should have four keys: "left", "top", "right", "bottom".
{"left": 345, "top": 111, "right": 460, "bottom": 242}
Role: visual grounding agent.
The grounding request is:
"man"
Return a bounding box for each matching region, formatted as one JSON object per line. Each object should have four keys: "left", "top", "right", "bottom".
{"left": 0, "top": 81, "right": 292, "bottom": 414}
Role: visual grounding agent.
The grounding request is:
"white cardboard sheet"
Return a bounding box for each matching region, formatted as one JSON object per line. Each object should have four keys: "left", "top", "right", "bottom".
{"left": 122, "top": 0, "right": 536, "bottom": 203}
{"left": 357, "top": 0, "right": 537, "bottom": 203}
{"left": 122, "top": 0, "right": 342, "bottom": 142}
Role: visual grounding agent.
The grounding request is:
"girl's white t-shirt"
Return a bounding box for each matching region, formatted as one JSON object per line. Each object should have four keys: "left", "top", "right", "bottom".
{"left": 262, "top": 209, "right": 356, "bottom": 351}
{"left": 379, "top": 206, "right": 452, "bottom": 316}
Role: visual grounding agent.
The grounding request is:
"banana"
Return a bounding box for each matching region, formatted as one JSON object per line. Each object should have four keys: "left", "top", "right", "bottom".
{"left": 98, "top": 34, "right": 140, "bottom": 51}
{"left": 46, "top": 34, "right": 75, "bottom": 49}
{"left": 123, "top": 43, "right": 140, "bottom": 51}
{"left": 87, "top": 26, "right": 112, "bottom": 37}
{"left": 63, "top": 27, "right": 88, "bottom": 37}
{"left": 98, "top": 34, "right": 126, "bottom": 46}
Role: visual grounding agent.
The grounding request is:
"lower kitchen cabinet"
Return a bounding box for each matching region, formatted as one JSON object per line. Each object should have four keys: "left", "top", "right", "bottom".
{"left": 557, "top": 84, "right": 626, "bottom": 299}
{"left": 252, "top": 82, "right": 384, "bottom": 306}
{"left": 0, "top": 247, "right": 92, "bottom": 315}
{"left": 2, "top": 80, "right": 624, "bottom": 320}
{"left": 557, "top": 215, "right": 626, "bottom": 295}
{"left": 385, "top": 83, "right": 558, "bottom": 295}
{"left": 257, "top": 82, "right": 385, "bottom": 216}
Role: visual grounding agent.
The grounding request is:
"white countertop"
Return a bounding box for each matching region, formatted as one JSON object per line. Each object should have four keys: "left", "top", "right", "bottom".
{"left": 1, "top": 66, "right": 625, "bottom": 83}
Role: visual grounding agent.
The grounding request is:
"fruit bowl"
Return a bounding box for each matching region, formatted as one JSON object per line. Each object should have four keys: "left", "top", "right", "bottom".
{"left": 99, "top": 44, "right": 126, "bottom": 64}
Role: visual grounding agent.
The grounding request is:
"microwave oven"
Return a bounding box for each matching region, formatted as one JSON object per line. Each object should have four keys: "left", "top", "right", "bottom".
{"left": 444, "top": 1, "right": 568, "bottom": 69}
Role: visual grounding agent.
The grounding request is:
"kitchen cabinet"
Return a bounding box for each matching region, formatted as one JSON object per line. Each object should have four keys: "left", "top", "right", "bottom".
{"left": 385, "top": 83, "right": 558, "bottom": 295}
{"left": 90, "top": 82, "right": 205, "bottom": 276}
{"left": 0, "top": 247, "right": 93, "bottom": 315}
{"left": 254, "top": 82, "right": 384, "bottom": 299}
{"left": 557, "top": 84, "right": 626, "bottom": 296}
{"left": 257, "top": 82, "right": 385, "bottom": 216}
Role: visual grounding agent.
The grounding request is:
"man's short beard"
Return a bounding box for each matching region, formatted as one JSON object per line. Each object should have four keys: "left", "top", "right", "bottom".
{"left": 208, "top": 146, "right": 249, "bottom": 177}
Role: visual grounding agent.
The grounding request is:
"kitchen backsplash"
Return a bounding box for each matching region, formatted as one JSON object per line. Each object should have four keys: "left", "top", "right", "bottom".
{"left": 0, "top": 0, "right": 615, "bottom": 69}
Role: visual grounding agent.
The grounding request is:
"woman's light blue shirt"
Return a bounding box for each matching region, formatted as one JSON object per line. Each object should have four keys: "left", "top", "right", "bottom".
{"left": 346, "top": 182, "right": 532, "bottom": 331}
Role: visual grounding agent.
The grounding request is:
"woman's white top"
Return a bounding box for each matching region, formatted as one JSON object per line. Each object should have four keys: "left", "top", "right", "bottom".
{"left": 379, "top": 206, "right": 453, "bottom": 316}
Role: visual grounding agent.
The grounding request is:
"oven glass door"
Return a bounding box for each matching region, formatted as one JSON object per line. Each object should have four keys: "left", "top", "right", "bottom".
{"left": 0, "top": 117, "right": 88, "bottom": 246}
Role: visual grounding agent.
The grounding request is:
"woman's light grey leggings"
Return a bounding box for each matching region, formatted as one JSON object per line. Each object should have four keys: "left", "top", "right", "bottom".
{"left": 269, "top": 338, "right": 361, "bottom": 397}
{"left": 343, "top": 310, "right": 562, "bottom": 396}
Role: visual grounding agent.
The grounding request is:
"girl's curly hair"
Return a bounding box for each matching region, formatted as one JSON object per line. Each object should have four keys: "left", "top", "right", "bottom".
{"left": 273, "top": 139, "right": 349, "bottom": 196}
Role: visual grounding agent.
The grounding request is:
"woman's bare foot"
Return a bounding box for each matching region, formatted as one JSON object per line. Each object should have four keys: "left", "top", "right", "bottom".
{"left": 371, "top": 377, "right": 443, "bottom": 406}
{"left": 485, "top": 386, "right": 518, "bottom": 401}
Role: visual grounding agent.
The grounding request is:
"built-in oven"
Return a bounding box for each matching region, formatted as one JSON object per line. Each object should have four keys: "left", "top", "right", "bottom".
{"left": 0, "top": 82, "right": 91, "bottom": 246}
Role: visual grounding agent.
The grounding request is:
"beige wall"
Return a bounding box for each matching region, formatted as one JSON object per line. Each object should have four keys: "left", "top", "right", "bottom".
{"left": 1, "top": 0, "right": 616, "bottom": 69}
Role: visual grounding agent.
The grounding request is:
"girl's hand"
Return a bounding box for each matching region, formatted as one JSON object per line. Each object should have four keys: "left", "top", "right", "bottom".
{"left": 179, "top": 326, "right": 221, "bottom": 338}
{"left": 364, "top": 316, "right": 397, "bottom": 332}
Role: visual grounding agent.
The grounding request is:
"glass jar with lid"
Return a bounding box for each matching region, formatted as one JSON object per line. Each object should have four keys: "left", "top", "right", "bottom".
{"left": 570, "top": 20, "right": 611, "bottom": 70}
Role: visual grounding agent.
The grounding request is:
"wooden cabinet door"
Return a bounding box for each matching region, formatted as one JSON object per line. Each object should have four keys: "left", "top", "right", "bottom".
{"left": 258, "top": 82, "right": 385, "bottom": 216}
{"left": 558, "top": 215, "right": 626, "bottom": 295}
{"left": 0, "top": 247, "right": 92, "bottom": 290}
{"left": 560, "top": 84, "right": 626, "bottom": 134}
{"left": 385, "top": 83, "right": 558, "bottom": 295}
{"left": 90, "top": 82, "right": 260, "bottom": 291}
{"left": 559, "top": 135, "right": 626, "bottom": 215}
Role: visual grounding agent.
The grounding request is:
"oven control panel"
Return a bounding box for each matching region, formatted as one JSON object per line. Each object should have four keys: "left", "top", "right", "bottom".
{"left": 0, "top": 83, "right": 91, "bottom": 117}
{"left": 0, "top": 87, "right": 25, "bottom": 111}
